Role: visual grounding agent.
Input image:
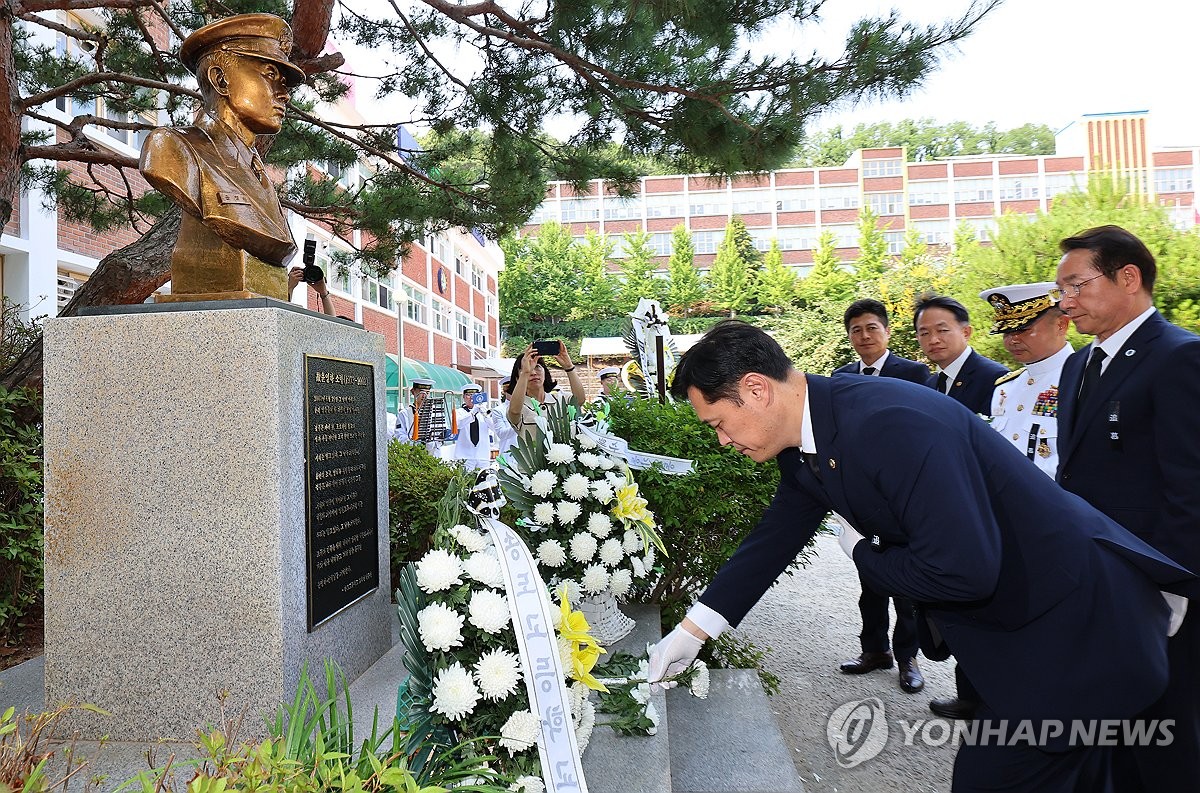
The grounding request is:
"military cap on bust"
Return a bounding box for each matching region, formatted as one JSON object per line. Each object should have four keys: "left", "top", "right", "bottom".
{"left": 978, "top": 282, "right": 1059, "bottom": 335}
{"left": 181, "top": 13, "right": 306, "bottom": 88}
{"left": 597, "top": 366, "right": 620, "bottom": 379}
{"left": 410, "top": 378, "right": 435, "bottom": 390}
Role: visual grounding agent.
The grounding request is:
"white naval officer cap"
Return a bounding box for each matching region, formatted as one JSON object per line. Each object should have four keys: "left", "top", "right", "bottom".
{"left": 978, "top": 282, "right": 1059, "bottom": 335}
{"left": 598, "top": 366, "right": 620, "bottom": 379}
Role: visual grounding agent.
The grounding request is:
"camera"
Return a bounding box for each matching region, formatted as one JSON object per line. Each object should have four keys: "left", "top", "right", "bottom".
{"left": 302, "top": 237, "right": 324, "bottom": 284}
{"left": 532, "top": 339, "right": 560, "bottom": 356}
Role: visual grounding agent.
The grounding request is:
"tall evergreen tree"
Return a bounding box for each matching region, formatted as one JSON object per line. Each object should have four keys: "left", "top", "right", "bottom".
{"left": 497, "top": 222, "right": 580, "bottom": 323}
{"left": 707, "top": 229, "right": 752, "bottom": 317}
{"left": 665, "top": 225, "right": 704, "bottom": 315}
{"left": 854, "top": 207, "right": 891, "bottom": 283}
{"left": 575, "top": 230, "right": 621, "bottom": 320}
{"left": 797, "top": 229, "right": 854, "bottom": 308}
{"left": 755, "top": 240, "right": 798, "bottom": 313}
{"left": 618, "top": 230, "right": 665, "bottom": 310}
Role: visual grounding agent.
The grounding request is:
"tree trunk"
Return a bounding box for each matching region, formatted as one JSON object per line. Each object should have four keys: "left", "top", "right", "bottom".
{"left": 0, "top": 0, "right": 22, "bottom": 229}
{"left": 1, "top": 207, "right": 180, "bottom": 391}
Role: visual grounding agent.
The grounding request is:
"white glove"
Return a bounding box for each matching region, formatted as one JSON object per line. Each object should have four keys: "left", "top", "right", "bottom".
{"left": 648, "top": 624, "right": 704, "bottom": 693}
{"left": 830, "top": 512, "right": 864, "bottom": 559}
{"left": 1163, "top": 592, "right": 1188, "bottom": 637}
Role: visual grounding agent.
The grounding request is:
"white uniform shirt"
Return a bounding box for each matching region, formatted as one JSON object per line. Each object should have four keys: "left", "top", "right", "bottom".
{"left": 452, "top": 403, "right": 495, "bottom": 467}
{"left": 987, "top": 343, "right": 1074, "bottom": 478}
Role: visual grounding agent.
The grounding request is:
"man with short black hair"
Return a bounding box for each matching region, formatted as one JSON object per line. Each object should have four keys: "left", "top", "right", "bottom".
{"left": 648, "top": 319, "right": 1192, "bottom": 793}
{"left": 914, "top": 294, "right": 1008, "bottom": 413}
{"left": 1055, "top": 224, "right": 1200, "bottom": 789}
{"left": 832, "top": 298, "right": 927, "bottom": 694}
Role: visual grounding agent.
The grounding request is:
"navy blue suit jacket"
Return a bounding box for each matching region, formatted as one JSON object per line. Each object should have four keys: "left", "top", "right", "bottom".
{"left": 925, "top": 349, "right": 1008, "bottom": 414}
{"left": 698, "top": 375, "right": 1191, "bottom": 721}
{"left": 832, "top": 352, "right": 930, "bottom": 384}
{"left": 1057, "top": 311, "right": 1200, "bottom": 590}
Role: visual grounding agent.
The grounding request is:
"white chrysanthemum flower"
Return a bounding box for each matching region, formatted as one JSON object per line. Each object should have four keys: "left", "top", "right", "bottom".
{"left": 500, "top": 710, "right": 540, "bottom": 755}
{"left": 533, "top": 502, "right": 556, "bottom": 525}
{"left": 581, "top": 564, "right": 610, "bottom": 594}
{"left": 576, "top": 432, "right": 598, "bottom": 450}
{"left": 510, "top": 776, "right": 545, "bottom": 793}
{"left": 417, "top": 602, "right": 464, "bottom": 651}
{"left": 570, "top": 681, "right": 589, "bottom": 715}
{"left": 575, "top": 699, "right": 596, "bottom": 752}
{"left": 599, "top": 538, "right": 624, "bottom": 567}
{"left": 598, "top": 455, "right": 617, "bottom": 470}
{"left": 464, "top": 551, "right": 505, "bottom": 588}
{"left": 646, "top": 701, "right": 660, "bottom": 735}
{"left": 415, "top": 549, "right": 463, "bottom": 593}
{"left": 556, "top": 635, "right": 573, "bottom": 670}
{"left": 546, "top": 585, "right": 563, "bottom": 629}
{"left": 556, "top": 500, "right": 582, "bottom": 525}
{"left": 631, "top": 556, "right": 647, "bottom": 579}
{"left": 622, "top": 529, "right": 642, "bottom": 554}
{"left": 529, "top": 470, "right": 557, "bottom": 497}
{"left": 587, "top": 512, "right": 614, "bottom": 538}
{"left": 569, "top": 532, "right": 597, "bottom": 563}
{"left": 563, "top": 473, "right": 591, "bottom": 500}
{"left": 467, "top": 589, "right": 511, "bottom": 634}
{"left": 537, "top": 539, "right": 567, "bottom": 568}
{"left": 475, "top": 648, "right": 522, "bottom": 701}
{"left": 690, "top": 663, "right": 710, "bottom": 699}
{"left": 577, "top": 451, "right": 601, "bottom": 469}
{"left": 448, "top": 524, "right": 488, "bottom": 553}
{"left": 431, "top": 663, "right": 479, "bottom": 721}
{"left": 609, "top": 568, "right": 633, "bottom": 600}
{"left": 558, "top": 578, "right": 581, "bottom": 604}
{"left": 590, "top": 480, "right": 615, "bottom": 504}
{"left": 632, "top": 680, "right": 651, "bottom": 705}
{"left": 605, "top": 471, "right": 624, "bottom": 486}
{"left": 644, "top": 546, "right": 656, "bottom": 569}
{"left": 546, "top": 443, "right": 575, "bottom": 465}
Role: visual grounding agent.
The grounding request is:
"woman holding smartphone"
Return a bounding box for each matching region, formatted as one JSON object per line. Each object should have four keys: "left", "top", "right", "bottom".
{"left": 505, "top": 341, "right": 587, "bottom": 442}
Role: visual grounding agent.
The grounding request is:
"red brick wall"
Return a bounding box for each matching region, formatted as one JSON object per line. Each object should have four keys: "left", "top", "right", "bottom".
{"left": 777, "top": 211, "right": 816, "bottom": 226}
{"left": 740, "top": 213, "right": 773, "bottom": 227}
{"left": 1000, "top": 200, "right": 1040, "bottom": 215}
{"left": 362, "top": 306, "right": 398, "bottom": 349}
{"left": 647, "top": 217, "right": 683, "bottom": 231}
{"left": 818, "top": 169, "right": 857, "bottom": 184}
{"left": 952, "top": 162, "right": 993, "bottom": 178}
{"left": 956, "top": 203, "right": 994, "bottom": 217}
{"left": 689, "top": 215, "right": 728, "bottom": 230}
{"left": 689, "top": 176, "right": 726, "bottom": 191}
{"left": 604, "top": 220, "right": 640, "bottom": 233}
{"left": 908, "top": 164, "right": 948, "bottom": 179}
{"left": 862, "top": 147, "right": 904, "bottom": 159}
{"left": 1045, "top": 157, "right": 1085, "bottom": 172}
{"left": 1153, "top": 151, "right": 1193, "bottom": 166}
{"left": 863, "top": 176, "right": 903, "bottom": 191}
{"left": 432, "top": 333, "right": 453, "bottom": 365}
{"left": 998, "top": 159, "right": 1038, "bottom": 175}
{"left": 404, "top": 325, "right": 430, "bottom": 358}
{"left": 731, "top": 174, "right": 770, "bottom": 189}
{"left": 910, "top": 205, "right": 950, "bottom": 219}
{"left": 644, "top": 177, "right": 685, "bottom": 193}
{"left": 3, "top": 202, "right": 18, "bottom": 237}
{"left": 821, "top": 209, "right": 859, "bottom": 224}
{"left": 775, "top": 171, "right": 814, "bottom": 186}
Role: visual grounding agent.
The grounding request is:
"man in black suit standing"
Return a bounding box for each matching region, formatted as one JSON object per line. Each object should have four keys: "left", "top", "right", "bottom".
{"left": 1055, "top": 225, "right": 1200, "bottom": 790}
{"left": 914, "top": 294, "right": 1008, "bottom": 414}
{"left": 913, "top": 293, "right": 1008, "bottom": 720}
{"left": 832, "top": 299, "right": 928, "bottom": 693}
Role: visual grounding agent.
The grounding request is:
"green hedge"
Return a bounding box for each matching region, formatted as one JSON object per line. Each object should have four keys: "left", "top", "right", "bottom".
{"left": 386, "top": 441, "right": 460, "bottom": 589}
{"left": 0, "top": 387, "right": 43, "bottom": 645}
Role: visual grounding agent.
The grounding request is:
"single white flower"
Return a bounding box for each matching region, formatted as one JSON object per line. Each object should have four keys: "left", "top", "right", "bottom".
{"left": 569, "top": 532, "right": 597, "bottom": 563}
{"left": 605, "top": 471, "right": 624, "bottom": 486}
{"left": 644, "top": 546, "right": 656, "bottom": 570}
{"left": 590, "top": 480, "right": 615, "bottom": 504}
{"left": 563, "top": 473, "right": 591, "bottom": 500}
{"left": 464, "top": 551, "right": 505, "bottom": 588}
{"left": 510, "top": 776, "right": 545, "bottom": 793}
{"left": 417, "top": 602, "right": 464, "bottom": 652}
{"left": 467, "top": 589, "right": 511, "bottom": 634}
{"left": 577, "top": 451, "right": 601, "bottom": 469}
{"left": 415, "top": 549, "right": 463, "bottom": 593}
{"left": 690, "top": 663, "right": 711, "bottom": 699}
{"left": 587, "top": 512, "right": 614, "bottom": 538}
{"left": 646, "top": 701, "right": 660, "bottom": 735}
{"left": 632, "top": 680, "right": 651, "bottom": 705}
{"left": 599, "top": 538, "right": 624, "bottom": 567}
{"left": 631, "top": 557, "right": 647, "bottom": 579}
{"left": 576, "top": 432, "right": 598, "bottom": 450}
{"left": 431, "top": 663, "right": 479, "bottom": 721}
{"left": 475, "top": 648, "right": 522, "bottom": 701}
{"left": 546, "top": 443, "right": 575, "bottom": 465}
{"left": 581, "top": 564, "right": 610, "bottom": 594}
{"left": 537, "top": 539, "right": 567, "bottom": 568}
{"left": 500, "top": 710, "right": 540, "bottom": 755}
{"left": 556, "top": 500, "right": 582, "bottom": 525}
{"left": 609, "top": 568, "right": 633, "bottom": 599}
{"left": 622, "top": 529, "right": 642, "bottom": 554}
{"left": 449, "top": 524, "right": 488, "bottom": 553}
{"left": 557, "top": 635, "right": 574, "bottom": 670}
{"left": 529, "top": 470, "right": 557, "bottom": 497}
{"left": 598, "top": 455, "right": 617, "bottom": 470}
{"left": 533, "top": 502, "right": 556, "bottom": 525}
{"left": 557, "top": 578, "right": 582, "bottom": 604}
{"left": 547, "top": 585, "right": 563, "bottom": 629}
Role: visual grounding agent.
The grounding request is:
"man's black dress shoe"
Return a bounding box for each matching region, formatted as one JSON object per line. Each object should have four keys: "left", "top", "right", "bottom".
{"left": 898, "top": 658, "right": 924, "bottom": 693}
{"left": 929, "top": 696, "right": 977, "bottom": 720}
{"left": 838, "top": 651, "right": 894, "bottom": 674}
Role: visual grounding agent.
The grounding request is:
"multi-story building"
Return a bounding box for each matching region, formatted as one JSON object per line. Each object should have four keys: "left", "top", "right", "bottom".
{"left": 523, "top": 111, "right": 1197, "bottom": 275}
{"left": 0, "top": 10, "right": 504, "bottom": 414}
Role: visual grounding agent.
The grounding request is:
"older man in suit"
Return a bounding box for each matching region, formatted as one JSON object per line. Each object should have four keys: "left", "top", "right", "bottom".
{"left": 648, "top": 320, "right": 1191, "bottom": 792}
{"left": 914, "top": 294, "right": 1008, "bottom": 414}
{"left": 832, "top": 299, "right": 928, "bottom": 693}
{"left": 1055, "top": 225, "right": 1200, "bottom": 791}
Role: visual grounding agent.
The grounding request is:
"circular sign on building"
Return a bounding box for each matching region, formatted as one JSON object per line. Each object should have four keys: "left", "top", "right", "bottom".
{"left": 436, "top": 265, "right": 449, "bottom": 294}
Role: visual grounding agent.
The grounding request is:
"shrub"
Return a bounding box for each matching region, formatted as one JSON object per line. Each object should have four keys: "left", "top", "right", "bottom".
{"left": 387, "top": 441, "right": 461, "bottom": 590}
{"left": 0, "top": 386, "right": 43, "bottom": 645}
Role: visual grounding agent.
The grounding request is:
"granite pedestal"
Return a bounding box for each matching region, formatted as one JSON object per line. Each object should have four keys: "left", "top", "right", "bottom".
{"left": 42, "top": 301, "right": 392, "bottom": 741}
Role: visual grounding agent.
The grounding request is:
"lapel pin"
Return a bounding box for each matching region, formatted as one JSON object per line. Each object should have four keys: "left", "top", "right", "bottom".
{"left": 828, "top": 459, "right": 837, "bottom": 469}
{"left": 1124, "top": 349, "right": 1135, "bottom": 357}
{"left": 955, "top": 381, "right": 963, "bottom": 388}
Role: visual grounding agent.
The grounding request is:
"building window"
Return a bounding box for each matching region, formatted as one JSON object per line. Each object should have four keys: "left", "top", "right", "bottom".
{"left": 688, "top": 194, "right": 729, "bottom": 217}
{"left": 999, "top": 177, "right": 1039, "bottom": 201}
{"left": 827, "top": 225, "right": 858, "bottom": 248}
{"left": 332, "top": 261, "right": 351, "bottom": 294}
{"left": 528, "top": 201, "right": 559, "bottom": 224}
{"left": 485, "top": 295, "right": 496, "bottom": 317}
{"left": 818, "top": 185, "right": 859, "bottom": 210}
{"left": 603, "top": 196, "right": 642, "bottom": 220}
{"left": 456, "top": 311, "right": 470, "bottom": 343}
{"left": 57, "top": 270, "right": 87, "bottom": 311}
{"left": 866, "top": 192, "right": 904, "bottom": 216}
{"left": 863, "top": 158, "right": 903, "bottom": 178}
{"left": 777, "top": 227, "right": 816, "bottom": 251}
{"left": 471, "top": 264, "right": 484, "bottom": 291}
{"left": 432, "top": 300, "right": 452, "bottom": 334}
{"left": 649, "top": 233, "right": 673, "bottom": 256}
{"left": 776, "top": 188, "right": 816, "bottom": 212}
{"left": 561, "top": 198, "right": 600, "bottom": 222}
{"left": 1045, "top": 173, "right": 1083, "bottom": 198}
{"left": 908, "top": 181, "right": 948, "bottom": 206}
{"left": 1155, "top": 168, "right": 1193, "bottom": 193}
{"left": 645, "top": 193, "right": 685, "bottom": 218}
{"left": 692, "top": 230, "right": 724, "bottom": 254}
{"left": 884, "top": 231, "right": 906, "bottom": 255}
{"left": 360, "top": 273, "right": 393, "bottom": 310}
{"left": 473, "top": 321, "right": 487, "bottom": 349}
{"left": 454, "top": 253, "right": 469, "bottom": 278}
{"left": 749, "top": 229, "right": 774, "bottom": 251}
{"left": 731, "top": 190, "right": 773, "bottom": 215}
{"left": 404, "top": 285, "right": 428, "bottom": 324}
{"left": 432, "top": 235, "right": 451, "bottom": 264}
{"left": 953, "top": 178, "right": 993, "bottom": 203}
{"left": 914, "top": 220, "right": 951, "bottom": 245}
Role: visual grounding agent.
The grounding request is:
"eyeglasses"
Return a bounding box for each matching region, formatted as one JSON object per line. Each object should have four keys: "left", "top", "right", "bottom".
{"left": 1049, "top": 273, "right": 1105, "bottom": 300}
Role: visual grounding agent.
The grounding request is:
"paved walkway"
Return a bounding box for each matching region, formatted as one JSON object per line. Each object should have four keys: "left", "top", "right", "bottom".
{"left": 736, "top": 534, "right": 957, "bottom": 793}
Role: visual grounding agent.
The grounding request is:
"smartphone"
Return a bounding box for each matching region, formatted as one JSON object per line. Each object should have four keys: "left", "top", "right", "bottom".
{"left": 532, "top": 339, "right": 560, "bottom": 356}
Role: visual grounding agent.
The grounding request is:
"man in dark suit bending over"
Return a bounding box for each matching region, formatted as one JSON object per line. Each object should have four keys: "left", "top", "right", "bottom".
{"left": 647, "top": 320, "right": 1191, "bottom": 793}
{"left": 832, "top": 299, "right": 928, "bottom": 694}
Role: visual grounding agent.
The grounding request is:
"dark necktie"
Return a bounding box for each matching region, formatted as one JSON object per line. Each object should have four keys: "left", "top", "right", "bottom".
{"left": 935, "top": 372, "right": 948, "bottom": 394}
{"left": 250, "top": 152, "right": 269, "bottom": 188}
{"left": 802, "top": 452, "right": 822, "bottom": 482}
{"left": 862, "top": 366, "right": 876, "bottom": 376}
{"left": 1076, "top": 348, "right": 1108, "bottom": 410}
{"left": 469, "top": 415, "right": 480, "bottom": 445}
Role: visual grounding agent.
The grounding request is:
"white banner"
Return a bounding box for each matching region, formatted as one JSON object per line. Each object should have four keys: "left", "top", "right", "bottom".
{"left": 480, "top": 515, "right": 589, "bottom": 793}
{"left": 575, "top": 422, "right": 694, "bottom": 475}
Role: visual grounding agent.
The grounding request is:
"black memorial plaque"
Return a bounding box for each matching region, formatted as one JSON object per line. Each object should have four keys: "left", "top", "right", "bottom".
{"left": 304, "top": 354, "right": 379, "bottom": 630}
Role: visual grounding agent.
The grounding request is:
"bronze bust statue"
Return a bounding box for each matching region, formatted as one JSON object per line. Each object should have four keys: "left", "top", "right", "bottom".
{"left": 140, "top": 13, "right": 305, "bottom": 302}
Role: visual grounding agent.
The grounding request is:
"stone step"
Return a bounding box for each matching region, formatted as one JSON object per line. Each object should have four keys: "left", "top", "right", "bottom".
{"left": 667, "top": 669, "right": 804, "bottom": 793}
{"left": 582, "top": 602, "right": 671, "bottom": 793}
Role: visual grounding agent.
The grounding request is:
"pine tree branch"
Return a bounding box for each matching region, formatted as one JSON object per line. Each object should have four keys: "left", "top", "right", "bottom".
{"left": 23, "top": 140, "right": 138, "bottom": 169}
{"left": 17, "top": 0, "right": 149, "bottom": 12}
{"left": 20, "top": 71, "right": 192, "bottom": 111}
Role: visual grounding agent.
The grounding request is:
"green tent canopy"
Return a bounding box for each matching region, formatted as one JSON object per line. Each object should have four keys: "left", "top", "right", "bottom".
{"left": 384, "top": 355, "right": 475, "bottom": 413}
